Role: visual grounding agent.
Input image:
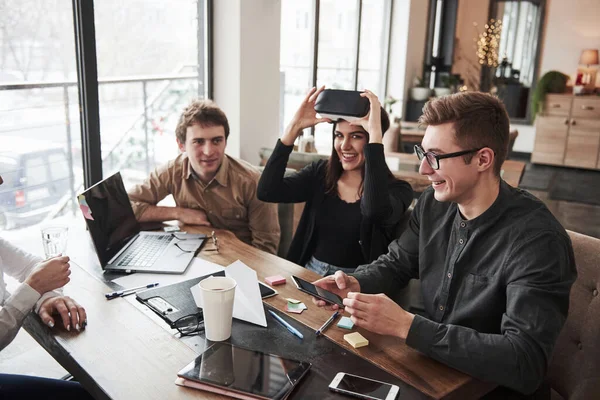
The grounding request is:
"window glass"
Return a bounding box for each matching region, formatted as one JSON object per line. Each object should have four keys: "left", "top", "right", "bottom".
{"left": 48, "top": 152, "right": 70, "bottom": 181}
{"left": 24, "top": 157, "right": 49, "bottom": 187}
{"left": 94, "top": 0, "right": 206, "bottom": 189}
{"left": 357, "top": 0, "right": 388, "bottom": 97}
{"left": 280, "top": 0, "right": 314, "bottom": 137}
{"left": 0, "top": 0, "right": 83, "bottom": 233}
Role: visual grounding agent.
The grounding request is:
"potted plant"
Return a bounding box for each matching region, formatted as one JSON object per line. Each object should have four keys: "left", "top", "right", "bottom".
{"left": 410, "top": 76, "right": 431, "bottom": 101}
{"left": 434, "top": 75, "right": 459, "bottom": 97}
{"left": 383, "top": 95, "right": 398, "bottom": 115}
{"left": 531, "top": 71, "right": 569, "bottom": 121}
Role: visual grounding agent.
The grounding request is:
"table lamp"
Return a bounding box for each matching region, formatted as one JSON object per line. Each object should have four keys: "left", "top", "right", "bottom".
{"left": 575, "top": 49, "right": 599, "bottom": 93}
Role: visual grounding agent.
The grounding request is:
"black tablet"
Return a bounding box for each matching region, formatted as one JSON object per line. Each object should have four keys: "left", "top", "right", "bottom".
{"left": 177, "top": 342, "right": 311, "bottom": 400}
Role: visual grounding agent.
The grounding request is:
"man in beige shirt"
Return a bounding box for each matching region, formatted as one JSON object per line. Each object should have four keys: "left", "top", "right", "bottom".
{"left": 128, "top": 100, "right": 280, "bottom": 255}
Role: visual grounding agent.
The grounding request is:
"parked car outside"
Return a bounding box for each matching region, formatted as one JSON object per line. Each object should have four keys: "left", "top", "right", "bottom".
{"left": 0, "top": 136, "right": 72, "bottom": 230}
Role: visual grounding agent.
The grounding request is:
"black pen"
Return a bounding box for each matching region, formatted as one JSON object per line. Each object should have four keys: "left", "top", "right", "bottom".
{"left": 105, "top": 283, "right": 159, "bottom": 300}
{"left": 316, "top": 311, "right": 340, "bottom": 336}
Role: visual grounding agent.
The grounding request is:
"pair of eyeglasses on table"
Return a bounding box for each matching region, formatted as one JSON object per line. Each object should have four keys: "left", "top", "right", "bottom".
{"left": 202, "top": 230, "right": 220, "bottom": 253}
{"left": 173, "top": 314, "right": 205, "bottom": 337}
{"left": 168, "top": 232, "right": 219, "bottom": 254}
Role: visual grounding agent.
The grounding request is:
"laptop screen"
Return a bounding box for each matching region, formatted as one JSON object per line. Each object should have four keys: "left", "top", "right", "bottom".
{"left": 78, "top": 172, "right": 140, "bottom": 267}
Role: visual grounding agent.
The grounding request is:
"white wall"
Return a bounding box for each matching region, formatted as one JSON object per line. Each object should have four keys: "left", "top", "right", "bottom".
{"left": 213, "top": 0, "right": 281, "bottom": 165}
{"left": 539, "top": 0, "right": 600, "bottom": 80}
{"left": 452, "top": 0, "right": 490, "bottom": 90}
{"left": 386, "top": 0, "right": 429, "bottom": 118}
{"left": 512, "top": 0, "right": 600, "bottom": 153}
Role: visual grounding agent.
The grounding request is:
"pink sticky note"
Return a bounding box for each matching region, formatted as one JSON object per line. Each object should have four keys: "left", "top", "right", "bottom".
{"left": 265, "top": 275, "right": 286, "bottom": 286}
{"left": 77, "top": 195, "right": 94, "bottom": 220}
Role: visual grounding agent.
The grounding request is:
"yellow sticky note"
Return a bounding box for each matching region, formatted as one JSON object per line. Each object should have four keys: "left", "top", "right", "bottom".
{"left": 344, "top": 332, "right": 369, "bottom": 349}
{"left": 286, "top": 298, "right": 301, "bottom": 304}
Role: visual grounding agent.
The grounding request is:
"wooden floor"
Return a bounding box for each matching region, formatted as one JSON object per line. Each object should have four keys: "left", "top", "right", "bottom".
{"left": 2, "top": 161, "right": 599, "bottom": 384}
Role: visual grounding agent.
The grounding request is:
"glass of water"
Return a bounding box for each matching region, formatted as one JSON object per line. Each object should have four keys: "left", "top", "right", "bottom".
{"left": 41, "top": 226, "right": 69, "bottom": 259}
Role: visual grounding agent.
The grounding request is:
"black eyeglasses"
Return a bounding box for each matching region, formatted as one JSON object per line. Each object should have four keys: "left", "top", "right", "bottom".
{"left": 173, "top": 313, "right": 204, "bottom": 336}
{"left": 414, "top": 144, "right": 483, "bottom": 170}
{"left": 170, "top": 233, "right": 201, "bottom": 253}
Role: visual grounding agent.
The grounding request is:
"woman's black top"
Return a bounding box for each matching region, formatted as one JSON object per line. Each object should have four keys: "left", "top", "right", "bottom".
{"left": 313, "top": 193, "right": 365, "bottom": 268}
{"left": 257, "top": 139, "right": 413, "bottom": 268}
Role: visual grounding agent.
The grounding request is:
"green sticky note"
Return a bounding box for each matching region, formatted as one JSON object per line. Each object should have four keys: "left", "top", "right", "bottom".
{"left": 287, "top": 302, "right": 303, "bottom": 311}
{"left": 337, "top": 316, "right": 354, "bottom": 330}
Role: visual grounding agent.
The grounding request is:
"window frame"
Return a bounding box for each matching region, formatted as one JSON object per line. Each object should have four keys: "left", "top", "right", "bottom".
{"left": 306, "top": 0, "right": 393, "bottom": 136}
{"left": 71, "top": 0, "right": 213, "bottom": 188}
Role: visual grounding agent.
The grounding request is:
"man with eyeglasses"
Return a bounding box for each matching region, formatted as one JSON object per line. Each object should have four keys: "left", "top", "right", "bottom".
{"left": 313, "top": 92, "right": 576, "bottom": 397}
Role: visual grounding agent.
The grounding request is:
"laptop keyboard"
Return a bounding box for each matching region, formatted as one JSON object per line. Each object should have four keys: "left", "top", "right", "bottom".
{"left": 117, "top": 234, "right": 172, "bottom": 268}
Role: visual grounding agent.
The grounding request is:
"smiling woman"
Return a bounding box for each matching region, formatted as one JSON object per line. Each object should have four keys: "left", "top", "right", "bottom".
{"left": 258, "top": 87, "right": 413, "bottom": 275}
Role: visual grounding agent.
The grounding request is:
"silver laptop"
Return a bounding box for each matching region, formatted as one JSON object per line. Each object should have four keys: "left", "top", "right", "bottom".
{"left": 78, "top": 172, "right": 205, "bottom": 274}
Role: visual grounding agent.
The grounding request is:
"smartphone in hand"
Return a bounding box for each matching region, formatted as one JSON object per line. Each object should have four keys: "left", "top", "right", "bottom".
{"left": 291, "top": 275, "right": 344, "bottom": 307}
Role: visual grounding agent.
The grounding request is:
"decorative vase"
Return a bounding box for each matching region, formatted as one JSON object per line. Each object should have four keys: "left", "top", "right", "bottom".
{"left": 410, "top": 87, "right": 431, "bottom": 101}
{"left": 434, "top": 88, "right": 452, "bottom": 97}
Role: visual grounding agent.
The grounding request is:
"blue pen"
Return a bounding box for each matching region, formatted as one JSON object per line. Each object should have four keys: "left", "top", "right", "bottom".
{"left": 268, "top": 310, "right": 304, "bottom": 339}
{"left": 315, "top": 311, "right": 340, "bottom": 336}
{"left": 105, "top": 283, "right": 159, "bottom": 300}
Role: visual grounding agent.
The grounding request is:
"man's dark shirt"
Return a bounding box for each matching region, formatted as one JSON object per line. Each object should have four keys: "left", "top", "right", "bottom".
{"left": 352, "top": 180, "right": 577, "bottom": 395}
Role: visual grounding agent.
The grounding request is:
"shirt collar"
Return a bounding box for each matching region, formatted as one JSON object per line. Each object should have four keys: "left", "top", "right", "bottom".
{"left": 457, "top": 180, "right": 508, "bottom": 229}
{"left": 185, "top": 154, "right": 229, "bottom": 188}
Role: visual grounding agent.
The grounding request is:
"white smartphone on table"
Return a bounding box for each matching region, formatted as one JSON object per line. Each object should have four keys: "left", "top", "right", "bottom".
{"left": 329, "top": 372, "right": 400, "bottom": 400}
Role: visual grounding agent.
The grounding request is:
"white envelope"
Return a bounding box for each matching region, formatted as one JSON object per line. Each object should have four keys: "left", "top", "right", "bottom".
{"left": 191, "top": 260, "right": 267, "bottom": 327}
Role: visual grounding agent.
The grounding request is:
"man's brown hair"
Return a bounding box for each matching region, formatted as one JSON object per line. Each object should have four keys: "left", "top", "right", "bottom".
{"left": 175, "top": 99, "right": 230, "bottom": 144}
{"left": 419, "top": 92, "right": 510, "bottom": 176}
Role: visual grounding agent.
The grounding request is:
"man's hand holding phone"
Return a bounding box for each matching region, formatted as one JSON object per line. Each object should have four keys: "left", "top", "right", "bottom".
{"left": 311, "top": 271, "right": 361, "bottom": 310}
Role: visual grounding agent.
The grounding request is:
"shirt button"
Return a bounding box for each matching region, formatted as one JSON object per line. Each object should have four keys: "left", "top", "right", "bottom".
{"left": 439, "top": 305, "right": 444, "bottom": 311}
{"left": 358, "top": 240, "right": 363, "bottom": 245}
{"left": 447, "top": 273, "right": 452, "bottom": 278}
{"left": 578, "top": 342, "right": 583, "bottom": 350}
{"left": 460, "top": 222, "right": 466, "bottom": 228}
{"left": 459, "top": 239, "right": 464, "bottom": 244}
{"left": 209, "top": 210, "right": 213, "bottom": 214}
{"left": 593, "top": 289, "right": 598, "bottom": 297}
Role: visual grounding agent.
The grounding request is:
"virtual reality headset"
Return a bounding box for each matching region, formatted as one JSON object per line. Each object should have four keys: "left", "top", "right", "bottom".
{"left": 314, "top": 89, "right": 369, "bottom": 122}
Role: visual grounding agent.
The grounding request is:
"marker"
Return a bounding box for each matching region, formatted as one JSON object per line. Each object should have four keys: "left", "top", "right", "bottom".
{"left": 268, "top": 310, "right": 304, "bottom": 339}
{"left": 316, "top": 311, "right": 340, "bottom": 337}
{"left": 105, "top": 283, "right": 159, "bottom": 300}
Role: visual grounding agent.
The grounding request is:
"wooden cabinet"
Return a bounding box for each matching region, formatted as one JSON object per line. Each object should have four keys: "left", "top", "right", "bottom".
{"left": 532, "top": 94, "right": 600, "bottom": 170}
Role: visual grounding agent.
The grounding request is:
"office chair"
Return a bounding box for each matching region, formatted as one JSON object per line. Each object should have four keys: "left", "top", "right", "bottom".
{"left": 255, "top": 166, "right": 295, "bottom": 257}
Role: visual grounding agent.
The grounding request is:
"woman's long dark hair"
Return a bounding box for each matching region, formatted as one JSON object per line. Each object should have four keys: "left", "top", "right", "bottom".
{"left": 324, "top": 106, "right": 396, "bottom": 196}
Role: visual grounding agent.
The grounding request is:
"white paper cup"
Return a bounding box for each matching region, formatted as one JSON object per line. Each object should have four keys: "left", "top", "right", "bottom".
{"left": 200, "top": 277, "right": 237, "bottom": 341}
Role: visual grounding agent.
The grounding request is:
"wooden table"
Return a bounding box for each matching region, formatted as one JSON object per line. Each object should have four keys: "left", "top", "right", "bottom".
{"left": 385, "top": 152, "right": 526, "bottom": 193}
{"left": 24, "top": 227, "right": 495, "bottom": 400}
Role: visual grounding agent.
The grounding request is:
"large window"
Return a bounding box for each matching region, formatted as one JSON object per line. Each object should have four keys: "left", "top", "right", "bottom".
{"left": 0, "top": 0, "right": 210, "bottom": 234}
{"left": 0, "top": 0, "right": 83, "bottom": 233}
{"left": 95, "top": 0, "right": 206, "bottom": 189}
{"left": 280, "top": 0, "right": 392, "bottom": 154}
